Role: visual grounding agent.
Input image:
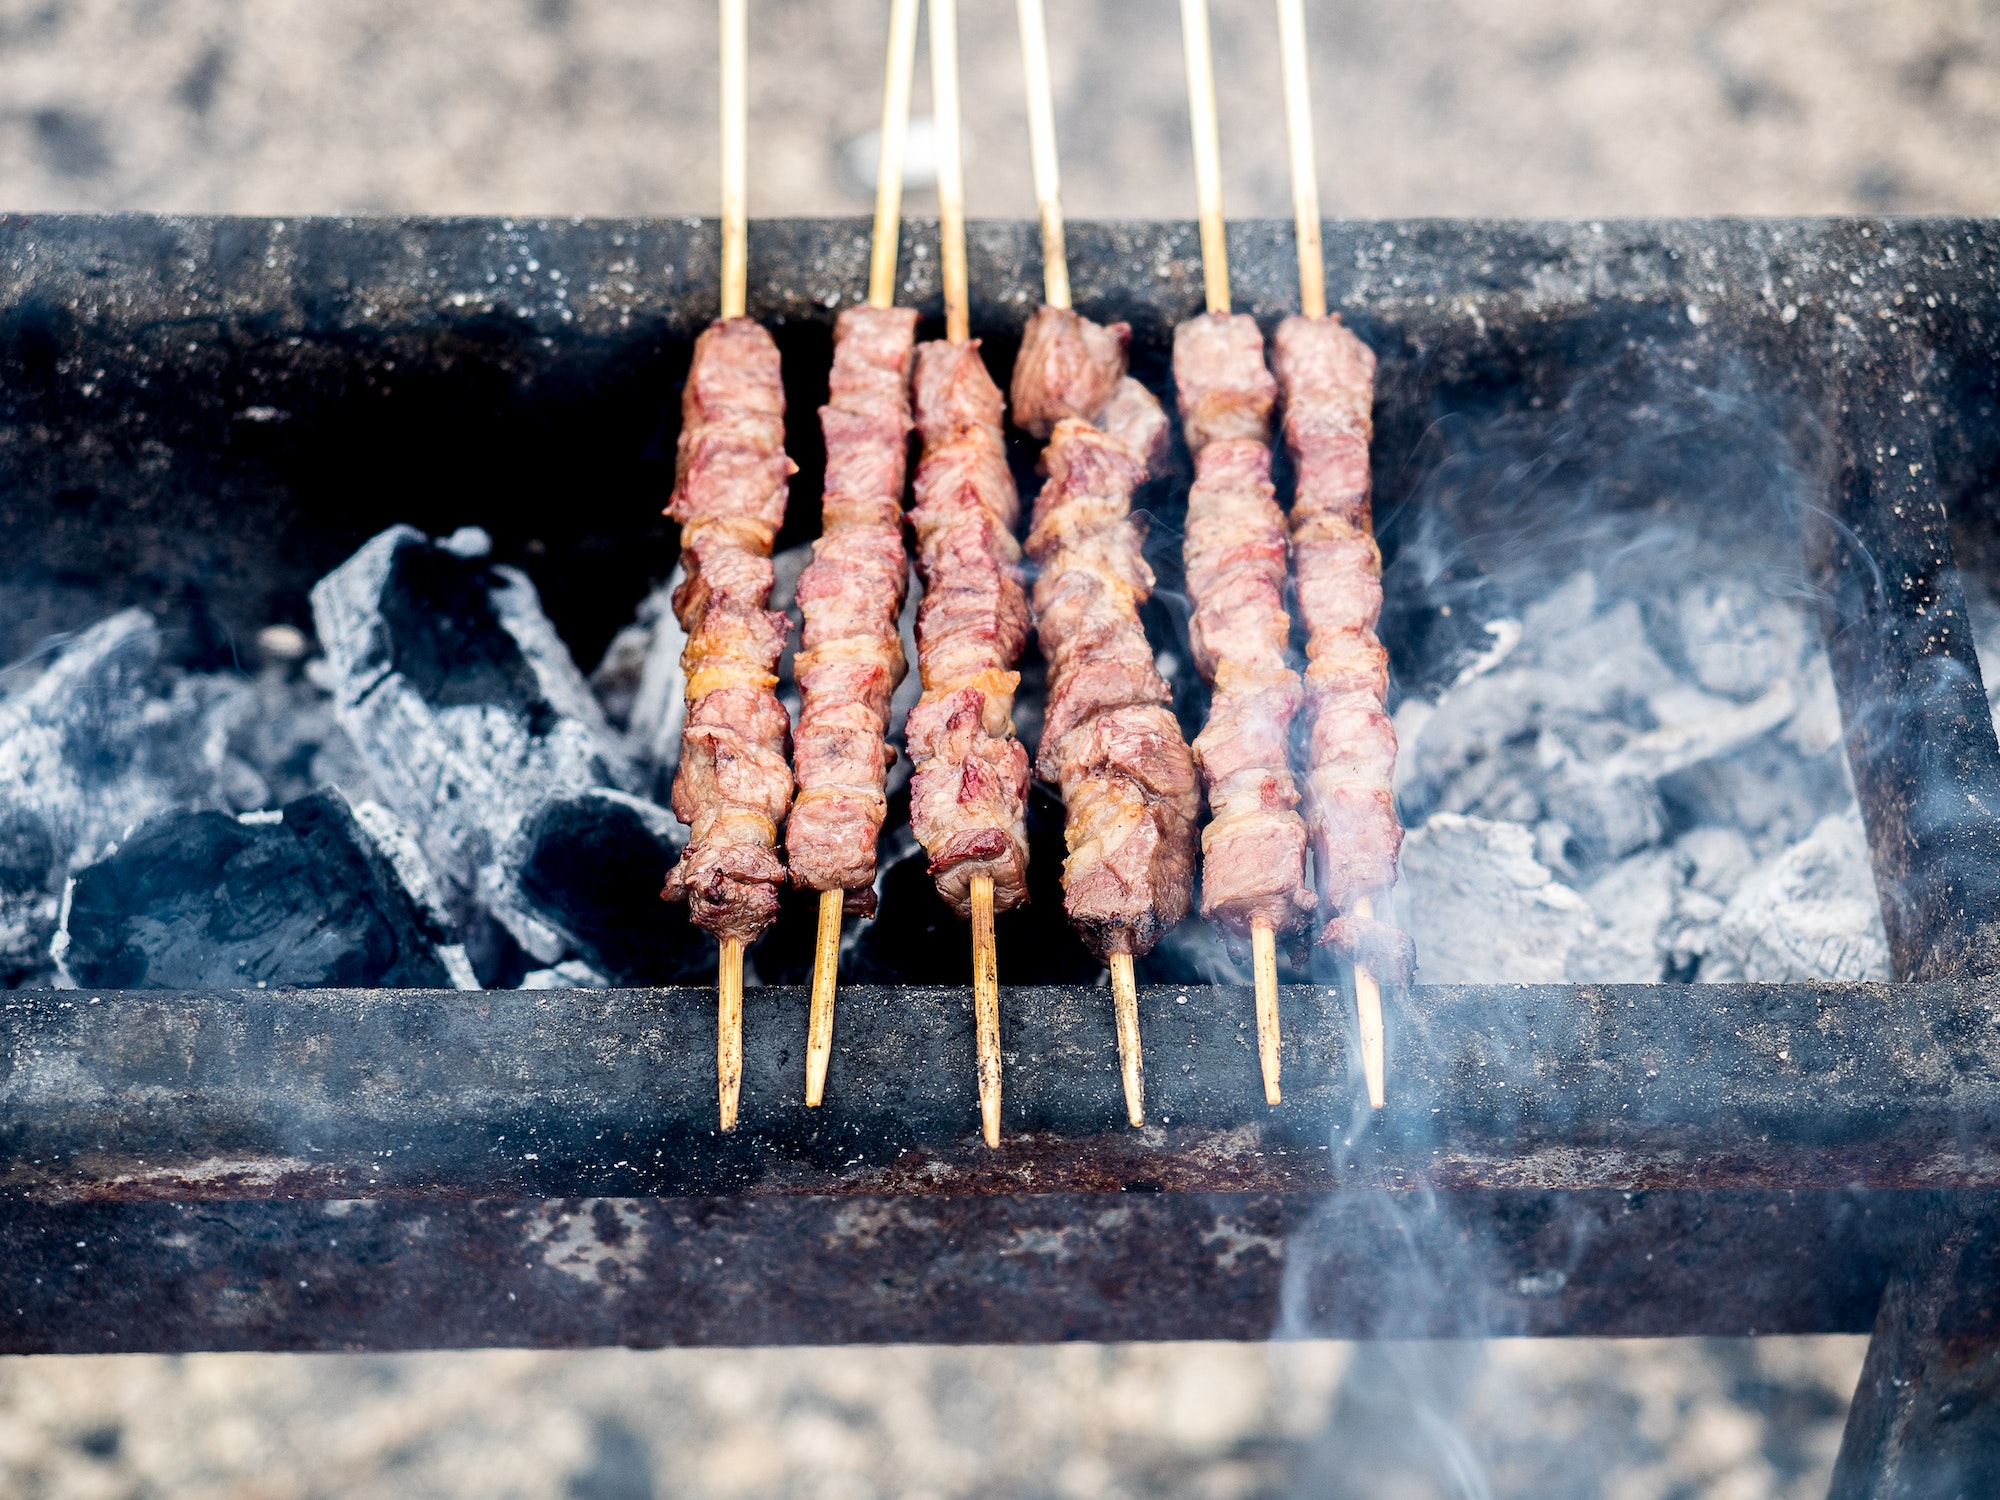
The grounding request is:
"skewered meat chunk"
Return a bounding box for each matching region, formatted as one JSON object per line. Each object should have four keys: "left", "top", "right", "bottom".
{"left": 1012, "top": 304, "right": 1130, "bottom": 439}
{"left": 660, "top": 316, "right": 798, "bottom": 945}
{"left": 1026, "top": 419, "right": 1198, "bottom": 958}
{"left": 1012, "top": 304, "right": 1171, "bottom": 475}
{"left": 905, "top": 340, "right": 1032, "bottom": 917}
{"left": 1174, "top": 311, "right": 1315, "bottom": 937}
{"left": 1010, "top": 305, "right": 1196, "bottom": 957}
{"left": 786, "top": 305, "right": 918, "bottom": 914}
{"left": 1272, "top": 313, "right": 1410, "bottom": 962}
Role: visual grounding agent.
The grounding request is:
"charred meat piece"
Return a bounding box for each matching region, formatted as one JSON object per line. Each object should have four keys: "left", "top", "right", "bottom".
{"left": 1026, "top": 419, "right": 1198, "bottom": 958}
{"left": 1173, "top": 312, "right": 1315, "bottom": 938}
{"left": 1273, "top": 313, "right": 1410, "bottom": 969}
{"left": 905, "top": 340, "right": 1032, "bottom": 918}
{"left": 660, "top": 317, "right": 798, "bottom": 945}
{"left": 786, "top": 305, "right": 918, "bottom": 915}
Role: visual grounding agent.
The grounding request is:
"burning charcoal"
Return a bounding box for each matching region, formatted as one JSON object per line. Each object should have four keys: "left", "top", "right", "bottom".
{"left": 225, "top": 648, "right": 384, "bottom": 811}
{"left": 522, "top": 960, "right": 612, "bottom": 989}
{"left": 311, "top": 526, "right": 648, "bottom": 980}
{"left": 1539, "top": 758, "right": 1664, "bottom": 864}
{"left": 1658, "top": 734, "right": 1854, "bottom": 855}
{"left": 517, "top": 788, "right": 712, "bottom": 986}
{"left": 0, "top": 609, "right": 252, "bottom": 984}
{"left": 1397, "top": 813, "right": 1594, "bottom": 983}
{"left": 1567, "top": 848, "right": 1682, "bottom": 983}
{"left": 590, "top": 572, "right": 686, "bottom": 796}
{"left": 57, "top": 788, "right": 477, "bottom": 990}
{"left": 1673, "top": 581, "right": 1807, "bottom": 700}
{"left": 1702, "top": 809, "right": 1892, "bottom": 983}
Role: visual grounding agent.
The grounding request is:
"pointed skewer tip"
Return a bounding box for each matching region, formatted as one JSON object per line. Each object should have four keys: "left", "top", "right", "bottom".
{"left": 971, "top": 874, "right": 1002, "bottom": 1147}
{"left": 1251, "top": 919, "right": 1282, "bottom": 1105}
{"left": 1352, "top": 896, "right": 1386, "bottom": 1109}
{"left": 1109, "top": 953, "right": 1145, "bottom": 1128}
{"left": 805, "top": 889, "right": 842, "bottom": 1108}
{"left": 718, "top": 936, "right": 744, "bottom": 1132}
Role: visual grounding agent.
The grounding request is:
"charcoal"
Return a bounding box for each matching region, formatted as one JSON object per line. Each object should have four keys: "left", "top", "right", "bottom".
{"left": 311, "top": 526, "right": 648, "bottom": 978}
{"left": 589, "top": 570, "right": 686, "bottom": 799}
{"left": 57, "top": 788, "right": 477, "bottom": 990}
{"left": 1672, "top": 581, "right": 1807, "bottom": 700}
{"left": 1397, "top": 813, "right": 1595, "bottom": 984}
{"left": 1567, "top": 849, "right": 1681, "bottom": 983}
{"left": 1395, "top": 568, "right": 1883, "bottom": 984}
{"left": 517, "top": 788, "right": 709, "bottom": 985}
{"left": 1702, "top": 809, "right": 1892, "bottom": 982}
{"left": 0, "top": 609, "right": 252, "bottom": 983}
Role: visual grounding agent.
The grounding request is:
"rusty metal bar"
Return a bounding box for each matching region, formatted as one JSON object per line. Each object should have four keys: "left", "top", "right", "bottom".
{"left": 5, "top": 981, "right": 2000, "bottom": 1205}
{"left": 1812, "top": 300, "right": 2000, "bottom": 1493}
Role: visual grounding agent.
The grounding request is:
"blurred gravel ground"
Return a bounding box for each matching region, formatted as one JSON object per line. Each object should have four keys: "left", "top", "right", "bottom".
{"left": 0, "top": 0, "right": 1994, "bottom": 219}
{"left": 0, "top": 1338, "right": 1865, "bottom": 1500}
{"left": 0, "top": 0, "right": 1965, "bottom": 1493}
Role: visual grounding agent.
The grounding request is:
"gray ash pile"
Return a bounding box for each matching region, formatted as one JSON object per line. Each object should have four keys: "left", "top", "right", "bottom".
{"left": 1390, "top": 569, "right": 1888, "bottom": 984}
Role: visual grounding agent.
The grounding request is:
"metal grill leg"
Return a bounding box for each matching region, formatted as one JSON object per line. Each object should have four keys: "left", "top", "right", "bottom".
{"left": 1829, "top": 1197, "right": 2000, "bottom": 1499}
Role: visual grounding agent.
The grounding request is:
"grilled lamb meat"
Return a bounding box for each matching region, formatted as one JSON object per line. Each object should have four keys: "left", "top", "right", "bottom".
{"left": 786, "top": 305, "right": 918, "bottom": 915}
{"left": 1272, "top": 314, "right": 1408, "bottom": 961}
{"left": 1173, "top": 311, "right": 1316, "bottom": 938}
{"left": 905, "top": 339, "right": 1032, "bottom": 918}
{"left": 1009, "top": 303, "right": 1195, "bottom": 957}
{"left": 660, "top": 316, "right": 798, "bottom": 946}
{"left": 1026, "top": 419, "right": 1198, "bottom": 958}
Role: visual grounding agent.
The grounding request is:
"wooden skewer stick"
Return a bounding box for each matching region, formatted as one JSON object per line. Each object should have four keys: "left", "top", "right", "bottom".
{"left": 1016, "top": 0, "right": 1069, "bottom": 310}
{"left": 1185, "top": 0, "right": 1289, "bottom": 1100}
{"left": 719, "top": 0, "right": 748, "bottom": 321}
{"left": 1021, "top": 0, "right": 1147, "bottom": 1128}
{"left": 1110, "top": 954, "right": 1145, "bottom": 1126}
{"left": 868, "top": 0, "right": 922, "bottom": 310}
{"left": 709, "top": 0, "right": 751, "bottom": 1134}
{"left": 930, "top": 0, "right": 970, "bottom": 344}
{"left": 1179, "top": 0, "right": 1230, "bottom": 316}
{"left": 719, "top": 936, "right": 745, "bottom": 1130}
{"left": 807, "top": 0, "right": 923, "bottom": 1109}
{"left": 929, "top": 0, "right": 1000, "bottom": 1143}
{"left": 1352, "top": 896, "right": 1386, "bottom": 1107}
{"left": 1274, "top": 0, "right": 1325, "bottom": 320}
{"left": 972, "top": 874, "right": 1001, "bottom": 1147}
{"left": 1274, "top": 0, "right": 1386, "bottom": 1110}
{"left": 1252, "top": 920, "right": 1281, "bottom": 1104}
{"left": 805, "top": 889, "right": 843, "bottom": 1107}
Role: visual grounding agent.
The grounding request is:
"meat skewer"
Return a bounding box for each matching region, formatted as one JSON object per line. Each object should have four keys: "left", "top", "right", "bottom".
{"left": 1012, "top": 0, "right": 1196, "bottom": 1128}
{"left": 790, "top": 0, "right": 921, "bottom": 1108}
{"left": 660, "top": 0, "right": 797, "bottom": 1131}
{"left": 1176, "top": 0, "right": 1314, "bottom": 1104}
{"left": 1273, "top": 0, "right": 1409, "bottom": 1108}
{"left": 907, "top": 0, "right": 1032, "bottom": 1148}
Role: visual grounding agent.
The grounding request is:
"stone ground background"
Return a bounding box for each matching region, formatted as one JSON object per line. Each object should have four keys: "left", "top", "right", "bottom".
{"left": 5, "top": 0, "right": 1998, "bottom": 1494}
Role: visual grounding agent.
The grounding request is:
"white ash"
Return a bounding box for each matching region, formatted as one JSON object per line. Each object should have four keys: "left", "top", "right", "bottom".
{"left": 0, "top": 610, "right": 271, "bottom": 983}
{"left": 522, "top": 959, "right": 612, "bottom": 990}
{"left": 311, "top": 524, "right": 648, "bottom": 971}
{"left": 590, "top": 566, "right": 689, "bottom": 804}
{"left": 1393, "top": 571, "right": 1890, "bottom": 984}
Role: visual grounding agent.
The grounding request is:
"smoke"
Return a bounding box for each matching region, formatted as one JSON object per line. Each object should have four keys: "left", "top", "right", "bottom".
{"left": 1265, "top": 332, "right": 1898, "bottom": 1495}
